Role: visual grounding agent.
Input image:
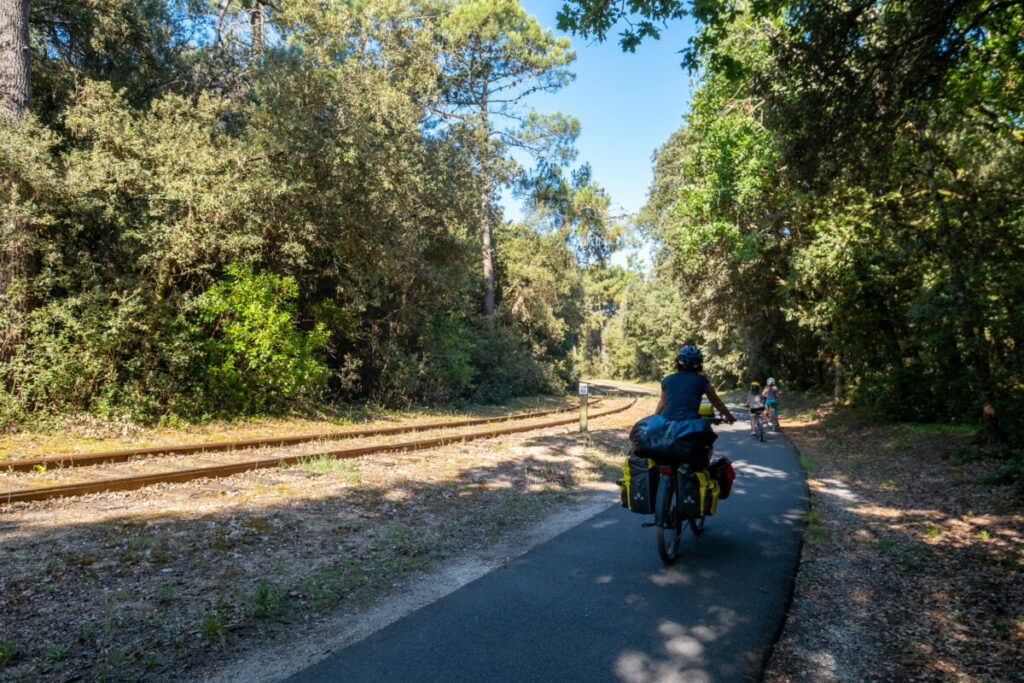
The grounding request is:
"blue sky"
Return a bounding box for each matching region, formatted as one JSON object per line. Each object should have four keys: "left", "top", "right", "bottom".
{"left": 507, "top": 2, "right": 699, "bottom": 221}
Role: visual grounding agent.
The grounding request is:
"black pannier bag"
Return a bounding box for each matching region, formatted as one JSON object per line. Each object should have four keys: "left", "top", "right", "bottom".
{"left": 618, "top": 454, "right": 659, "bottom": 514}
{"left": 629, "top": 414, "right": 717, "bottom": 471}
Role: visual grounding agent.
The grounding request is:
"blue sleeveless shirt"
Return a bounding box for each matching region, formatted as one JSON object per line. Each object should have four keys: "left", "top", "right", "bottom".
{"left": 660, "top": 371, "right": 710, "bottom": 420}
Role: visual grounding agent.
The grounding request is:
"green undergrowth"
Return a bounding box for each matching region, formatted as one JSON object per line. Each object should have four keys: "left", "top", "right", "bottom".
{"left": 805, "top": 506, "right": 829, "bottom": 543}
{"left": 294, "top": 455, "right": 363, "bottom": 480}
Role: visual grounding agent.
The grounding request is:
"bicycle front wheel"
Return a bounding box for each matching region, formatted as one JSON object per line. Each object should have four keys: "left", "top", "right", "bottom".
{"left": 656, "top": 486, "right": 683, "bottom": 565}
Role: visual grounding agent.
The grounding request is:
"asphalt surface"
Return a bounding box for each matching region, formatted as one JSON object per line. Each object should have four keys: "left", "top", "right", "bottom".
{"left": 287, "top": 411, "right": 807, "bottom": 683}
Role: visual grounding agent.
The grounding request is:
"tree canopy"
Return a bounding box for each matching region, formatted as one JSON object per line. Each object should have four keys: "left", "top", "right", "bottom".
{"left": 0, "top": 0, "right": 623, "bottom": 423}
{"left": 430, "top": 0, "right": 578, "bottom": 315}
{"left": 3, "top": 0, "right": 1021, "bottom": 472}
{"left": 560, "top": 0, "right": 1024, "bottom": 444}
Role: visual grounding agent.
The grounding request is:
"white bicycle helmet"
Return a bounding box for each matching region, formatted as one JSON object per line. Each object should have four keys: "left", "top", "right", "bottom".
{"left": 767, "top": 377, "right": 776, "bottom": 385}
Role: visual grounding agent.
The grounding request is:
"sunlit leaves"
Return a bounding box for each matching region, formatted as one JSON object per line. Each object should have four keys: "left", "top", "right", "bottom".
{"left": 195, "top": 264, "right": 330, "bottom": 413}
{"left": 556, "top": 0, "right": 691, "bottom": 53}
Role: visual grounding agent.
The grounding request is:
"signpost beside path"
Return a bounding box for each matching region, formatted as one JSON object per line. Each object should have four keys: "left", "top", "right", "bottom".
{"left": 578, "top": 382, "right": 588, "bottom": 433}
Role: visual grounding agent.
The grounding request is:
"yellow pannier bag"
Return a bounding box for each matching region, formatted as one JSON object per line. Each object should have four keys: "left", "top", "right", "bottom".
{"left": 698, "top": 400, "right": 715, "bottom": 418}
{"left": 618, "top": 454, "right": 658, "bottom": 514}
{"left": 680, "top": 469, "right": 720, "bottom": 517}
{"left": 697, "top": 469, "right": 720, "bottom": 516}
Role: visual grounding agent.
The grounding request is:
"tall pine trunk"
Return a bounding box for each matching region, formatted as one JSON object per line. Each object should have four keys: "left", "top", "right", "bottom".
{"left": 0, "top": 0, "right": 29, "bottom": 120}
{"left": 480, "top": 180, "right": 494, "bottom": 316}
{"left": 1, "top": 0, "right": 32, "bottom": 357}
{"left": 478, "top": 102, "right": 494, "bottom": 317}
{"left": 250, "top": 2, "right": 264, "bottom": 60}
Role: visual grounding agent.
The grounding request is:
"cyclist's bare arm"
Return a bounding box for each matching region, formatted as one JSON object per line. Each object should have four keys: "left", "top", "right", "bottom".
{"left": 706, "top": 385, "right": 736, "bottom": 423}
{"left": 655, "top": 391, "right": 666, "bottom": 415}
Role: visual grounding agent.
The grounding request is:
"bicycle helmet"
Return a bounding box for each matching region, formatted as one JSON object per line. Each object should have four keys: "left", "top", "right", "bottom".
{"left": 676, "top": 345, "right": 703, "bottom": 371}
{"left": 750, "top": 381, "right": 761, "bottom": 391}
{"left": 767, "top": 377, "right": 776, "bottom": 386}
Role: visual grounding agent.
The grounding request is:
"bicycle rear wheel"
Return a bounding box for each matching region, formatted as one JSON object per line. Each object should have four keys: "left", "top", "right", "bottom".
{"left": 757, "top": 416, "right": 765, "bottom": 441}
{"left": 656, "top": 486, "right": 683, "bottom": 565}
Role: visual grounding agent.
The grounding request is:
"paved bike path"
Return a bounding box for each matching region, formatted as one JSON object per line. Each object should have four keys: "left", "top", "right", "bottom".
{"left": 287, "top": 416, "right": 806, "bottom": 683}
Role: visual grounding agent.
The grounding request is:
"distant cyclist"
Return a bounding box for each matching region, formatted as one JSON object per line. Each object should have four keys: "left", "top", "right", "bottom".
{"left": 763, "top": 378, "right": 781, "bottom": 430}
{"left": 656, "top": 345, "right": 736, "bottom": 425}
{"left": 745, "top": 381, "right": 765, "bottom": 436}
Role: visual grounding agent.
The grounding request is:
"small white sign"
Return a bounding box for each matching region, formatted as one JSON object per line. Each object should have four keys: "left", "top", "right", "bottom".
{"left": 579, "top": 383, "right": 588, "bottom": 396}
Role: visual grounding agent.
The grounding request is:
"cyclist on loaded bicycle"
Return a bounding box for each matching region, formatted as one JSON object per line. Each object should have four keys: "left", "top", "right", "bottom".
{"left": 645, "top": 345, "right": 736, "bottom": 565}
{"left": 745, "top": 381, "right": 765, "bottom": 436}
{"left": 763, "top": 377, "right": 781, "bottom": 430}
{"left": 655, "top": 345, "right": 736, "bottom": 425}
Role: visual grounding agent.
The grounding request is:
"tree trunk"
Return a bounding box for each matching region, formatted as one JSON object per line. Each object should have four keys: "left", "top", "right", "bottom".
{"left": 478, "top": 99, "right": 494, "bottom": 317}
{"left": 480, "top": 180, "right": 495, "bottom": 316}
{"left": 0, "top": 0, "right": 30, "bottom": 120}
{"left": 250, "top": 2, "right": 264, "bottom": 60}
{"left": 600, "top": 319, "right": 608, "bottom": 376}
{"left": 972, "top": 333, "right": 1004, "bottom": 442}
{"left": 833, "top": 353, "right": 845, "bottom": 403}
{"left": 1, "top": 0, "right": 32, "bottom": 360}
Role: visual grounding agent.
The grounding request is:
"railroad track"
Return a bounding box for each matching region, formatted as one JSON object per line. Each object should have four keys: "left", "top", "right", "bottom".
{"left": 2, "top": 401, "right": 604, "bottom": 474}
{"left": 1, "top": 396, "right": 637, "bottom": 505}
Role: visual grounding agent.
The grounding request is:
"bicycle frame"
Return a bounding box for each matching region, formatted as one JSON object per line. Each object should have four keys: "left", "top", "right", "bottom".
{"left": 751, "top": 407, "right": 766, "bottom": 440}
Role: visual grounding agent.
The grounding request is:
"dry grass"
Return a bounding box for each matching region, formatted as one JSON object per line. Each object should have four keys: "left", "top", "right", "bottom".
{"left": 0, "top": 396, "right": 576, "bottom": 462}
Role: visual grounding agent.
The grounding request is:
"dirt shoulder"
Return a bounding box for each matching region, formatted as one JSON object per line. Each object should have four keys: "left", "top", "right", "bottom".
{"left": 0, "top": 396, "right": 651, "bottom": 681}
{"left": 763, "top": 396, "right": 1024, "bottom": 682}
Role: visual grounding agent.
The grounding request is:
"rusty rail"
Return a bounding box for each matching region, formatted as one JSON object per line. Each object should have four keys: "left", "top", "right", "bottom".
{"left": 1, "top": 397, "right": 636, "bottom": 505}
{"left": 2, "top": 402, "right": 600, "bottom": 473}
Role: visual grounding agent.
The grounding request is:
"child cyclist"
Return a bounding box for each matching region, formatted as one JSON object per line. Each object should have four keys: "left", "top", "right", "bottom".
{"left": 745, "top": 382, "right": 765, "bottom": 436}
{"left": 763, "top": 378, "right": 781, "bottom": 430}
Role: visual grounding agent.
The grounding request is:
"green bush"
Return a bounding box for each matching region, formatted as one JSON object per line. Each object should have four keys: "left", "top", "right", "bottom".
{"left": 368, "top": 315, "right": 564, "bottom": 407}
{"left": 468, "top": 320, "right": 561, "bottom": 404}
{"left": 0, "top": 265, "right": 330, "bottom": 424}
{"left": 192, "top": 264, "right": 329, "bottom": 415}
{"left": 0, "top": 288, "right": 197, "bottom": 423}
{"left": 414, "top": 315, "right": 477, "bottom": 404}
